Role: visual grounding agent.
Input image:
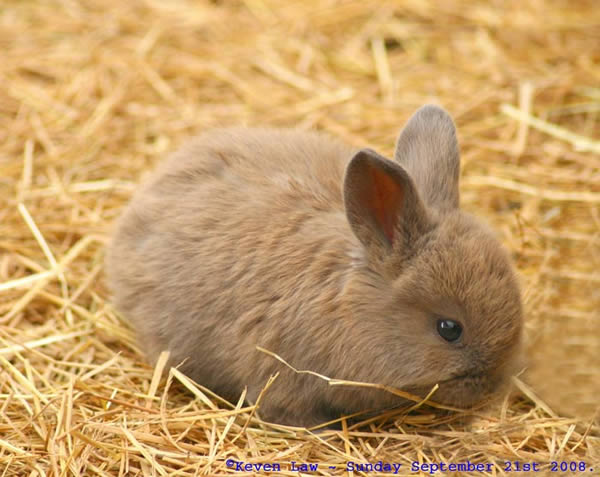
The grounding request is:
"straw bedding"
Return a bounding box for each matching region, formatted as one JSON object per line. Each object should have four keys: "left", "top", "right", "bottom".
{"left": 0, "top": 0, "right": 598, "bottom": 475}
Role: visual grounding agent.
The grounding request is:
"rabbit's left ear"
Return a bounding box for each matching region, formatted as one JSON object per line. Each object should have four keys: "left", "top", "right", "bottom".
{"left": 343, "top": 148, "right": 427, "bottom": 251}
{"left": 394, "top": 105, "right": 460, "bottom": 212}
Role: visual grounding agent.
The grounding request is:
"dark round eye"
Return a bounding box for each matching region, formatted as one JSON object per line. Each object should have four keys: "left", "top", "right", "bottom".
{"left": 437, "top": 319, "right": 463, "bottom": 342}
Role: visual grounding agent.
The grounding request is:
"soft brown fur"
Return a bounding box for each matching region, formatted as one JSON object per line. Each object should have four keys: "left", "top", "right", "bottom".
{"left": 106, "top": 105, "right": 523, "bottom": 427}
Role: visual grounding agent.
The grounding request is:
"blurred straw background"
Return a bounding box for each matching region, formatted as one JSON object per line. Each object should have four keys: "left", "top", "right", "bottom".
{"left": 0, "top": 0, "right": 598, "bottom": 475}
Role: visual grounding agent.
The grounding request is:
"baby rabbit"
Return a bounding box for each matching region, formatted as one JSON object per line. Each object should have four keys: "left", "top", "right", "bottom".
{"left": 106, "top": 105, "right": 523, "bottom": 427}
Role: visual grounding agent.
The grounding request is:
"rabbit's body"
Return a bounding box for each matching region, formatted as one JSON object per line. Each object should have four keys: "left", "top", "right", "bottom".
{"left": 107, "top": 106, "right": 523, "bottom": 426}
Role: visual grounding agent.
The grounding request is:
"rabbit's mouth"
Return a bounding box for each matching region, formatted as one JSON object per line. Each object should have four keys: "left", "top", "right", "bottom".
{"left": 410, "top": 371, "right": 490, "bottom": 398}
{"left": 448, "top": 370, "right": 486, "bottom": 382}
{"left": 430, "top": 369, "right": 510, "bottom": 406}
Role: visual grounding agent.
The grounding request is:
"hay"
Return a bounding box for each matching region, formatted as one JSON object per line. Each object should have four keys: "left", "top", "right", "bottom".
{"left": 1, "top": 0, "right": 599, "bottom": 475}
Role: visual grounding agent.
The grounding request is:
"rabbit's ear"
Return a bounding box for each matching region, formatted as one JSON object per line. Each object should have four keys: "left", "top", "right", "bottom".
{"left": 394, "top": 105, "right": 460, "bottom": 212}
{"left": 344, "top": 148, "right": 427, "bottom": 250}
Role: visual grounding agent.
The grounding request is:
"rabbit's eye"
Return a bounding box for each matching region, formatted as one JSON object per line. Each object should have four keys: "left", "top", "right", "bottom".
{"left": 437, "top": 319, "right": 462, "bottom": 342}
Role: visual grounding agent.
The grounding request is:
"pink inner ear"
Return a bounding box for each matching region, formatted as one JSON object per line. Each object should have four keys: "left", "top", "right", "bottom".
{"left": 368, "top": 167, "right": 405, "bottom": 243}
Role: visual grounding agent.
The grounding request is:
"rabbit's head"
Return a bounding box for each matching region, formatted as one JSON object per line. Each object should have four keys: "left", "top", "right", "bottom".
{"left": 342, "top": 105, "right": 523, "bottom": 407}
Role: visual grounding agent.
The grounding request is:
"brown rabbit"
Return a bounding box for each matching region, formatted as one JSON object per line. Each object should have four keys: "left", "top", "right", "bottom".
{"left": 106, "top": 105, "right": 523, "bottom": 427}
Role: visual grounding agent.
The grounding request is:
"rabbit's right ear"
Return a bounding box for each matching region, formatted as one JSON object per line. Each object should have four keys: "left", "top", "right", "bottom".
{"left": 343, "top": 149, "right": 428, "bottom": 253}
{"left": 394, "top": 105, "right": 460, "bottom": 212}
